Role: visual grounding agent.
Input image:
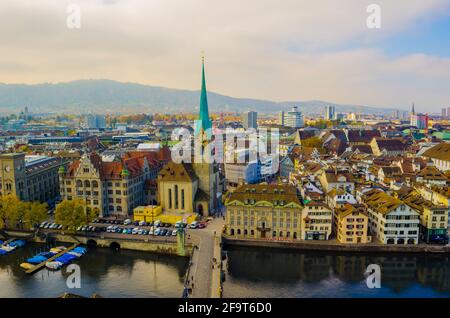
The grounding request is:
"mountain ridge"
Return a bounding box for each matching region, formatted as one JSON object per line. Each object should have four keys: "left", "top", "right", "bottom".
{"left": 0, "top": 79, "right": 403, "bottom": 115}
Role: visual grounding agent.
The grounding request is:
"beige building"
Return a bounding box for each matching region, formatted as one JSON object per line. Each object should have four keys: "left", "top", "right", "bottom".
{"left": 225, "top": 184, "right": 303, "bottom": 240}
{"left": 59, "top": 151, "right": 163, "bottom": 217}
{"left": 334, "top": 204, "right": 370, "bottom": 244}
{"left": 301, "top": 200, "right": 333, "bottom": 240}
{"left": 0, "top": 153, "right": 61, "bottom": 204}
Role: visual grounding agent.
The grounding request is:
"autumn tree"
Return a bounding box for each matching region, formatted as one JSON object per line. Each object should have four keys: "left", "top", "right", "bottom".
{"left": 21, "top": 201, "right": 48, "bottom": 230}
{"left": 55, "top": 199, "right": 99, "bottom": 231}
{"left": 0, "top": 195, "right": 22, "bottom": 229}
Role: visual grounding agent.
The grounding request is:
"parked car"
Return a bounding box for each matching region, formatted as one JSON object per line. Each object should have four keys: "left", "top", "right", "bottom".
{"left": 124, "top": 219, "right": 132, "bottom": 225}
{"left": 189, "top": 221, "right": 199, "bottom": 229}
{"left": 122, "top": 229, "right": 128, "bottom": 234}
{"left": 154, "top": 228, "right": 161, "bottom": 236}
{"left": 172, "top": 229, "right": 178, "bottom": 236}
{"left": 165, "top": 230, "right": 172, "bottom": 236}
{"left": 139, "top": 221, "right": 147, "bottom": 227}
{"left": 142, "top": 230, "right": 149, "bottom": 235}
{"left": 154, "top": 220, "right": 161, "bottom": 227}
{"left": 132, "top": 228, "right": 139, "bottom": 235}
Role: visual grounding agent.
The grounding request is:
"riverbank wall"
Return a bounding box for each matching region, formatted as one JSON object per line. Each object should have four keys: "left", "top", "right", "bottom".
{"left": 223, "top": 236, "right": 450, "bottom": 254}
{"left": 4, "top": 229, "right": 192, "bottom": 257}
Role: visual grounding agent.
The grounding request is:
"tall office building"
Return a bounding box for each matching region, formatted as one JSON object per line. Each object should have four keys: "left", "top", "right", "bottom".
{"left": 282, "top": 106, "right": 304, "bottom": 128}
{"left": 442, "top": 108, "right": 447, "bottom": 119}
{"left": 242, "top": 111, "right": 258, "bottom": 129}
{"left": 324, "top": 105, "right": 336, "bottom": 120}
{"left": 278, "top": 111, "right": 285, "bottom": 126}
{"left": 85, "top": 114, "right": 107, "bottom": 129}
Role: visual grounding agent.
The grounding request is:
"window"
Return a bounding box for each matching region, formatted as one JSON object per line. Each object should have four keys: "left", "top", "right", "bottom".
{"left": 175, "top": 185, "right": 179, "bottom": 209}
{"left": 168, "top": 189, "right": 172, "bottom": 209}
{"left": 181, "top": 189, "right": 185, "bottom": 210}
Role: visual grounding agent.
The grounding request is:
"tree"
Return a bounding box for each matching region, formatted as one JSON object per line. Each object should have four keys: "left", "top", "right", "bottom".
{"left": 0, "top": 195, "right": 22, "bottom": 229}
{"left": 21, "top": 201, "right": 48, "bottom": 230}
{"left": 55, "top": 199, "right": 99, "bottom": 231}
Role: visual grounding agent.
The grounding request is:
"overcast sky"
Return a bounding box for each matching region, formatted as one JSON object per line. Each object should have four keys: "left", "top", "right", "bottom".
{"left": 1, "top": 0, "right": 450, "bottom": 111}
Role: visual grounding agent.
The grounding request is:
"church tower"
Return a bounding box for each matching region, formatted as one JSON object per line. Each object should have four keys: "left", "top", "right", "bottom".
{"left": 192, "top": 56, "right": 219, "bottom": 215}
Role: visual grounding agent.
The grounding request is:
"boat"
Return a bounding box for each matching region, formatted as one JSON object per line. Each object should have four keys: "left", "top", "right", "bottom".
{"left": 20, "top": 263, "right": 34, "bottom": 270}
{"left": 45, "top": 261, "right": 63, "bottom": 270}
{"left": 8, "top": 240, "right": 26, "bottom": 248}
{"left": 50, "top": 246, "right": 67, "bottom": 254}
{"left": 0, "top": 245, "right": 16, "bottom": 253}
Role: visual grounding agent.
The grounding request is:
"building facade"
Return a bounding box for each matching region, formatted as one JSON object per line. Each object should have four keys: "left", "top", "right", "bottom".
{"left": 362, "top": 189, "right": 420, "bottom": 244}
{"left": 225, "top": 184, "right": 303, "bottom": 240}
{"left": 0, "top": 153, "right": 61, "bottom": 204}
{"left": 59, "top": 151, "right": 162, "bottom": 217}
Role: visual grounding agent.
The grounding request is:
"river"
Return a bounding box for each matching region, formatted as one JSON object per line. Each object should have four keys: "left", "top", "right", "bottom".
{"left": 222, "top": 246, "right": 450, "bottom": 298}
{"left": 0, "top": 243, "right": 189, "bottom": 298}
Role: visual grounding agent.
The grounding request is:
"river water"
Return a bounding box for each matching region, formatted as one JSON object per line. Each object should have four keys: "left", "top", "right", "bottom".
{"left": 0, "top": 243, "right": 188, "bottom": 298}
{"left": 222, "top": 246, "right": 450, "bottom": 298}
{"left": 2, "top": 243, "right": 450, "bottom": 298}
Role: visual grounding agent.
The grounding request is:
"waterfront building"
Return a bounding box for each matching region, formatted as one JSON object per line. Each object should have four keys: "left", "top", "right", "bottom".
{"left": 334, "top": 204, "right": 370, "bottom": 244}
{"left": 0, "top": 153, "right": 61, "bottom": 204}
{"left": 403, "top": 193, "right": 448, "bottom": 244}
{"left": 362, "top": 189, "right": 420, "bottom": 244}
{"left": 59, "top": 151, "right": 162, "bottom": 217}
{"left": 415, "top": 184, "right": 450, "bottom": 234}
{"left": 225, "top": 184, "right": 303, "bottom": 240}
{"left": 422, "top": 143, "right": 450, "bottom": 172}
{"left": 242, "top": 111, "right": 258, "bottom": 129}
{"left": 301, "top": 200, "right": 333, "bottom": 240}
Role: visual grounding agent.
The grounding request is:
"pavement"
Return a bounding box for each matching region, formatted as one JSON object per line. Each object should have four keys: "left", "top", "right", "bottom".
{"left": 187, "top": 216, "right": 224, "bottom": 298}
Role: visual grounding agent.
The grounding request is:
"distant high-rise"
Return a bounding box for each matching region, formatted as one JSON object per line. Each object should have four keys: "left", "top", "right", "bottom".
{"left": 442, "top": 108, "right": 447, "bottom": 118}
{"left": 278, "top": 111, "right": 285, "bottom": 126}
{"left": 324, "top": 105, "right": 336, "bottom": 120}
{"left": 242, "top": 111, "right": 258, "bottom": 129}
{"left": 282, "top": 106, "right": 304, "bottom": 128}
{"left": 85, "top": 114, "right": 107, "bottom": 129}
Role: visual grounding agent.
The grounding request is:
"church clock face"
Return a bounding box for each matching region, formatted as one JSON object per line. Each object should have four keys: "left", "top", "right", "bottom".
{"left": 4, "top": 165, "right": 11, "bottom": 172}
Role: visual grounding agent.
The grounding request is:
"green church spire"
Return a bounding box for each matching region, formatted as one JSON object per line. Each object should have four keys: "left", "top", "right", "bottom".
{"left": 195, "top": 56, "right": 212, "bottom": 137}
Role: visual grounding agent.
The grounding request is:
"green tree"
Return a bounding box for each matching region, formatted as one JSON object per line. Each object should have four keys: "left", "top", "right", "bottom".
{"left": 55, "top": 199, "right": 99, "bottom": 231}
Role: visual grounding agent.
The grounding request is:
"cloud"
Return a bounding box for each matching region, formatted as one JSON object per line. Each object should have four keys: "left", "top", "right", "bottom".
{"left": 0, "top": 0, "right": 449, "bottom": 110}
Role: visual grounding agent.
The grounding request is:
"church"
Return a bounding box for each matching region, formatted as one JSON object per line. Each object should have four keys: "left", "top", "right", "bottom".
{"left": 157, "top": 59, "right": 222, "bottom": 217}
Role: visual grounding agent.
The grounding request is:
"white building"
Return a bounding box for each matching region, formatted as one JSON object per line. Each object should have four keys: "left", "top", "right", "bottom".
{"left": 242, "top": 111, "right": 258, "bottom": 129}
{"left": 362, "top": 189, "right": 420, "bottom": 245}
{"left": 281, "top": 107, "right": 304, "bottom": 128}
